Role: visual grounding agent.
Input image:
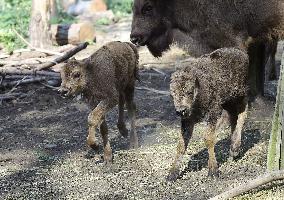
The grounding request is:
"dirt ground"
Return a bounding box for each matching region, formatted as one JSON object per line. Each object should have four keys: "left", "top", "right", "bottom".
{"left": 1, "top": 18, "right": 284, "bottom": 200}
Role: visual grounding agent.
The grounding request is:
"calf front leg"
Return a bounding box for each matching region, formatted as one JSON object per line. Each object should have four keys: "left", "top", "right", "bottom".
{"left": 167, "top": 117, "right": 194, "bottom": 181}
{"left": 204, "top": 124, "right": 219, "bottom": 177}
{"left": 87, "top": 100, "right": 117, "bottom": 151}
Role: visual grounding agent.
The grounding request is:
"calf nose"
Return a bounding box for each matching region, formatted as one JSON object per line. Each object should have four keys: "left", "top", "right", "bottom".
{"left": 176, "top": 109, "right": 187, "bottom": 117}
{"left": 176, "top": 110, "right": 182, "bottom": 116}
{"left": 58, "top": 88, "right": 69, "bottom": 97}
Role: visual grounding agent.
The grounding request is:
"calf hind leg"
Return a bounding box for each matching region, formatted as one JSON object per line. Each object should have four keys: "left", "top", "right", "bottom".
{"left": 125, "top": 85, "right": 138, "bottom": 149}
{"left": 100, "top": 118, "right": 112, "bottom": 164}
{"left": 230, "top": 100, "right": 248, "bottom": 158}
{"left": 117, "top": 94, "right": 128, "bottom": 138}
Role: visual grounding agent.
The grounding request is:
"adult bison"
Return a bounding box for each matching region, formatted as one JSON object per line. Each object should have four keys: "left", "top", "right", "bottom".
{"left": 130, "top": 0, "right": 284, "bottom": 181}
{"left": 130, "top": 0, "right": 284, "bottom": 58}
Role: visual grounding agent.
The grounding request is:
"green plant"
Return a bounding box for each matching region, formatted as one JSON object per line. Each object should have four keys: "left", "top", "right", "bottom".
{"left": 0, "top": 0, "right": 77, "bottom": 52}
{"left": 50, "top": 8, "right": 77, "bottom": 25}
{"left": 106, "top": 0, "right": 133, "bottom": 16}
{"left": 0, "top": 0, "right": 32, "bottom": 52}
{"left": 95, "top": 17, "right": 111, "bottom": 26}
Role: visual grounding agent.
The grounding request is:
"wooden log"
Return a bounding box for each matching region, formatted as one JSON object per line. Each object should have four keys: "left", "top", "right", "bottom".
{"left": 1, "top": 77, "right": 54, "bottom": 88}
{"left": 4, "top": 75, "right": 60, "bottom": 80}
{"left": 36, "top": 42, "right": 89, "bottom": 71}
{"left": 51, "top": 23, "right": 95, "bottom": 46}
{"left": 0, "top": 93, "right": 27, "bottom": 101}
{"left": 0, "top": 68, "right": 60, "bottom": 77}
{"left": 210, "top": 170, "right": 284, "bottom": 200}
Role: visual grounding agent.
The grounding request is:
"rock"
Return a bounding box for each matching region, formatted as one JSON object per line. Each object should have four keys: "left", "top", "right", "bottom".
{"left": 67, "top": 0, "right": 107, "bottom": 16}
{"left": 79, "top": 10, "right": 115, "bottom": 23}
{"left": 264, "top": 80, "right": 278, "bottom": 99}
{"left": 47, "top": 79, "right": 61, "bottom": 87}
{"left": 61, "top": 0, "right": 76, "bottom": 12}
{"left": 45, "top": 143, "right": 57, "bottom": 149}
{"left": 88, "top": 0, "right": 107, "bottom": 12}
{"left": 68, "top": 0, "right": 91, "bottom": 16}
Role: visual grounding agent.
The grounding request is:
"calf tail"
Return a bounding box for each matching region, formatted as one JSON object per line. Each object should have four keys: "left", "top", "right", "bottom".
{"left": 126, "top": 42, "right": 140, "bottom": 82}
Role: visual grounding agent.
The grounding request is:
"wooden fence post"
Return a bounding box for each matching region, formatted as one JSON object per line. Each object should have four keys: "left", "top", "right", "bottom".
{"left": 267, "top": 50, "right": 284, "bottom": 171}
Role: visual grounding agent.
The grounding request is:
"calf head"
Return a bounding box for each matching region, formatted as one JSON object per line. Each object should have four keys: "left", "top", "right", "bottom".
{"left": 170, "top": 73, "right": 200, "bottom": 119}
{"left": 59, "top": 58, "right": 87, "bottom": 97}
{"left": 130, "top": 0, "right": 174, "bottom": 57}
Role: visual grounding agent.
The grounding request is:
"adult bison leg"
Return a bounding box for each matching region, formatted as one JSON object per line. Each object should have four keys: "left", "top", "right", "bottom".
{"left": 125, "top": 84, "right": 138, "bottom": 149}
{"left": 230, "top": 99, "right": 248, "bottom": 158}
{"left": 100, "top": 117, "right": 112, "bottom": 164}
{"left": 204, "top": 124, "right": 219, "bottom": 177}
{"left": 117, "top": 93, "right": 128, "bottom": 138}
{"left": 167, "top": 117, "right": 194, "bottom": 181}
{"left": 87, "top": 100, "right": 117, "bottom": 151}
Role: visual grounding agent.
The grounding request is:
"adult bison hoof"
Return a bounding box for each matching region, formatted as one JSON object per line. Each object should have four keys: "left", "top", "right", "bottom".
{"left": 117, "top": 123, "right": 128, "bottom": 138}
{"left": 166, "top": 169, "right": 180, "bottom": 182}
{"left": 129, "top": 132, "right": 139, "bottom": 149}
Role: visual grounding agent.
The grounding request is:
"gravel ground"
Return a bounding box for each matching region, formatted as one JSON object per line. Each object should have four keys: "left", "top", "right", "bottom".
{"left": 1, "top": 18, "right": 284, "bottom": 200}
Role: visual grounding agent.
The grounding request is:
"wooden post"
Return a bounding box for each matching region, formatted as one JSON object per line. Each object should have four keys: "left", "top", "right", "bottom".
{"left": 29, "top": 0, "right": 57, "bottom": 48}
{"left": 267, "top": 49, "right": 284, "bottom": 171}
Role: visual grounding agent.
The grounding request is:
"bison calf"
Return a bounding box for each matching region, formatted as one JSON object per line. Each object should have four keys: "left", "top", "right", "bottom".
{"left": 60, "top": 41, "right": 139, "bottom": 164}
{"left": 168, "top": 48, "right": 249, "bottom": 181}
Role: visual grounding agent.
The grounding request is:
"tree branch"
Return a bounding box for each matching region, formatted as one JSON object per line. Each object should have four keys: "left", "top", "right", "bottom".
{"left": 13, "top": 28, "right": 63, "bottom": 56}
{"left": 36, "top": 42, "right": 89, "bottom": 71}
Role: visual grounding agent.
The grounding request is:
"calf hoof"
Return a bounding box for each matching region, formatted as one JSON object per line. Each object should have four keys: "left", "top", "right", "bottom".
{"left": 87, "top": 143, "right": 99, "bottom": 151}
{"left": 117, "top": 123, "right": 128, "bottom": 138}
{"left": 103, "top": 146, "right": 113, "bottom": 165}
{"left": 229, "top": 146, "right": 240, "bottom": 159}
{"left": 85, "top": 149, "right": 97, "bottom": 159}
{"left": 87, "top": 138, "right": 99, "bottom": 151}
{"left": 103, "top": 154, "right": 113, "bottom": 165}
{"left": 166, "top": 169, "right": 180, "bottom": 182}
{"left": 208, "top": 168, "right": 220, "bottom": 178}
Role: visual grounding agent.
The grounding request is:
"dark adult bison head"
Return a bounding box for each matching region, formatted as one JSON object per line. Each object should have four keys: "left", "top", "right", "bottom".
{"left": 130, "top": 0, "right": 174, "bottom": 57}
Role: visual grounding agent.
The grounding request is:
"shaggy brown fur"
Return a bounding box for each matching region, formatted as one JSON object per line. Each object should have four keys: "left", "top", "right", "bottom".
{"left": 131, "top": 0, "right": 284, "bottom": 57}
{"left": 60, "top": 41, "right": 139, "bottom": 164}
{"left": 168, "top": 48, "right": 249, "bottom": 181}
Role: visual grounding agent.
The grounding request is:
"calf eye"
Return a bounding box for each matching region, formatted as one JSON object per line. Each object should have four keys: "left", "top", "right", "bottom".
{"left": 72, "top": 72, "right": 80, "bottom": 79}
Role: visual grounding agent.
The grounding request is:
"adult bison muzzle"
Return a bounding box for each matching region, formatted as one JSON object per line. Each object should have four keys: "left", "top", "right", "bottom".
{"left": 130, "top": 0, "right": 175, "bottom": 57}
{"left": 130, "top": 0, "right": 284, "bottom": 57}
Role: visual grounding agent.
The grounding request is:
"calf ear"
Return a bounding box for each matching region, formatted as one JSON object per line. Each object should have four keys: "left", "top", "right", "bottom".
{"left": 193, "top": 77, "right": 200, "bottom": 102}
